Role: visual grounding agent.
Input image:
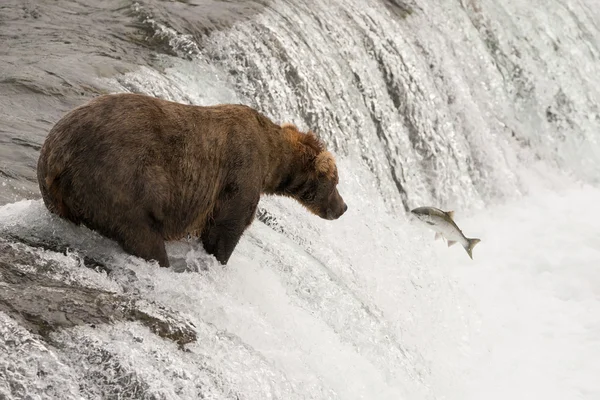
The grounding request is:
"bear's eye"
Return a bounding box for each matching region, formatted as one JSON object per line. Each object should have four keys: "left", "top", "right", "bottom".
{"left": 299, "top": 181, "right": 317, "bottom": 202}
{"left": 301, "top": 190, "right": 316, "bottom": 202}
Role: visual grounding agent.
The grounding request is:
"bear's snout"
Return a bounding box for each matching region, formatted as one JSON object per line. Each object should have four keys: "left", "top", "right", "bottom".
{"left": 325, "top": 190, "right": 347, "bottom": 220}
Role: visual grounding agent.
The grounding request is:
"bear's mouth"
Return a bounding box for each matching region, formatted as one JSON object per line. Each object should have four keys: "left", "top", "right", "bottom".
{"left": 306, "top": 204, "right": 345, "bottom": 220}
{"left": 324, "top": 202, "right": 348, "bottom": 220}
{"left": 325, "top": 208, "right": 340, "bottom": 220}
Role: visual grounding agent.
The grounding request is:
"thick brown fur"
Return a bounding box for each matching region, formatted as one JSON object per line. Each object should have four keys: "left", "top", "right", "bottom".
{"left": 37, "top": 93, "right": 347, "bottom": 267}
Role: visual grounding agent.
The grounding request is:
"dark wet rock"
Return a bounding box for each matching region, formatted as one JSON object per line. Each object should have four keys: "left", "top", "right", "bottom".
{"left": 0, "top": 200, "right": 124, "bottom": 276}
{"left": 382, "top": 0, "right": 415, "bottom": 19}
{"left": 256, "top": 206, "right": 312, "bottom": 249}
{"left": 0, "top": 239, "right": 196, "bottom": 347}
{"left": 2, "top": 231, "right": 113, "bottom": 274}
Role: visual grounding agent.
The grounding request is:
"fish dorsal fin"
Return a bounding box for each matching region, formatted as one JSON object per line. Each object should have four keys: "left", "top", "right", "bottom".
{"left": 446, "top": 210, "right": 455, "bottom": 220}
{"left": 434, "top": 232, "right": 442, "bottom": 241}
{"left": 447, "top": 240, "right": 457, "bottom": 247}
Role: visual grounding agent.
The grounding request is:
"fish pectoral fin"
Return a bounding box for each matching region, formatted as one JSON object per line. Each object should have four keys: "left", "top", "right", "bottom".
{"left": 434, "top": 232, "right": 442, "bottom": 241}
{"left": 446, "top": 210, "right": 455, "bottom": 220}
{"left": 447, "top": 240, "right": 457, "bottom": 247}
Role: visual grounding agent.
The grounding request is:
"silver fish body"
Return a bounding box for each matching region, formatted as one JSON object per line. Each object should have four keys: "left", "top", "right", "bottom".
{"left": 410, "top": 206, "right": 481, "bottom": 260}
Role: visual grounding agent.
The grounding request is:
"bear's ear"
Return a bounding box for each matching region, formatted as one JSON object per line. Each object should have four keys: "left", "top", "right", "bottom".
{"left": 281, "top": 122, "right": 298, "bottom": 130}
{"left": 315, "top": 151, "right": 336, "bottom": 178}
{"left": 302, "top": 131, "right": 326, "bottom": 154}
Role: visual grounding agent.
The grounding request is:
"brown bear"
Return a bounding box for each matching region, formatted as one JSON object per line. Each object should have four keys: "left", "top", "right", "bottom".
{"left": 36, "top": 93, "right": 347, "bottom": 268}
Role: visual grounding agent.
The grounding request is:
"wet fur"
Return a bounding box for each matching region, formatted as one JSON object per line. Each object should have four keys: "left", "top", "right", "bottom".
{"left": 37, "top": 93, "right": 346, "bottom": 267}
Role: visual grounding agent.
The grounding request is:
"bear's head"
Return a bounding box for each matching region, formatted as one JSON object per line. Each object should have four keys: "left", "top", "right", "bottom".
{"left": 280, "top": 124, "right": 347, "bottom": 221}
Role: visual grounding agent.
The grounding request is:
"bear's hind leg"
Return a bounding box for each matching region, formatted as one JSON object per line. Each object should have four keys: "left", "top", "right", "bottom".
{"left": 118, "top": 222, "right": 169, "bottom": 268}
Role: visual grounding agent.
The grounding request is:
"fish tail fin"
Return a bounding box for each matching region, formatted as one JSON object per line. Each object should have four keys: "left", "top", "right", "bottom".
{"left": 464, "top": 238, "right": 481, "bottom": 260}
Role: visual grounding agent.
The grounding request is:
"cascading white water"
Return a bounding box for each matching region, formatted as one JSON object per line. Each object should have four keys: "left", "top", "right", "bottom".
{"left": 193, "top": 0, "right": 600, "bottom": 207}
{"left": 1, "top": 0, "right": 599, "bottom": 398}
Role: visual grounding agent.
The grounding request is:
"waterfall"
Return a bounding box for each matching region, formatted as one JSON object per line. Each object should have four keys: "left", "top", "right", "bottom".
{"left": 0, "top": 0, "right": 599, "bottom": 398}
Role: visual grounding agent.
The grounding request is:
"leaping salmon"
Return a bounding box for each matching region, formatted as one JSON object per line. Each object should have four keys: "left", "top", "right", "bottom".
{"left": 410, "top": 206, "right": 481, "bottom": 260}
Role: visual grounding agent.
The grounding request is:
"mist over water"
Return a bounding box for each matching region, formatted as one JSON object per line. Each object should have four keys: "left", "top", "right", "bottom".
{"left": 0, "top": 0, "right": 599, "bottom": 399}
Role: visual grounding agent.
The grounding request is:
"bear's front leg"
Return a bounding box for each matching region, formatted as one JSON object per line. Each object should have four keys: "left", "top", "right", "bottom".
{"left": 201, "top": 190, "right": 260, "bottom": 265}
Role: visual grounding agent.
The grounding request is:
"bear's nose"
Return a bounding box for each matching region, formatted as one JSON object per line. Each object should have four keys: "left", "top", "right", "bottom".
{"left": 343, "top": 203, "right": 348, "bottom": 213}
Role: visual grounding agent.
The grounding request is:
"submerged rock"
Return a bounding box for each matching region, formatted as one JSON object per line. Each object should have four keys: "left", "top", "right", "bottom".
{"left": 0, "top": 239, "right": 196, "bottom": 347}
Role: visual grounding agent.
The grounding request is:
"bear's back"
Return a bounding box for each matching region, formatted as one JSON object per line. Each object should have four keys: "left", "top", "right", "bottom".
{"left": 44, "top": 93, "right": 279, "bottom": 169}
